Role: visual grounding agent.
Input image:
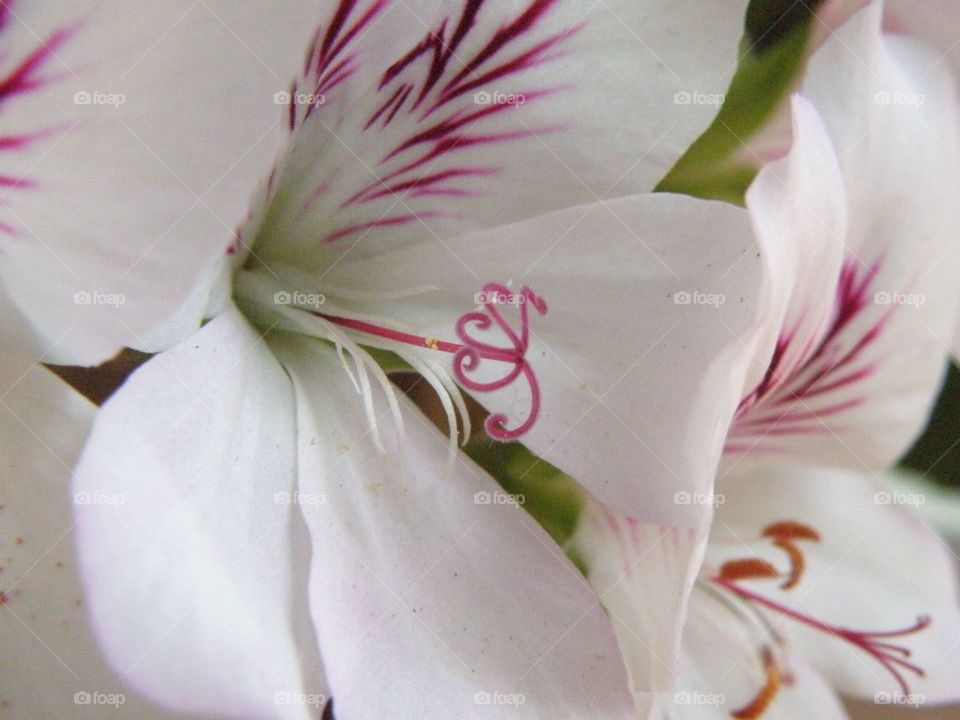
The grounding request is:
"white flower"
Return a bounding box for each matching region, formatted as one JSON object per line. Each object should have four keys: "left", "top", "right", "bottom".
{"left": 569, "top": 3, "right": 960, "bottom": 717}
{"left": 0, "top": 1, "right": 794, "bottom": 718}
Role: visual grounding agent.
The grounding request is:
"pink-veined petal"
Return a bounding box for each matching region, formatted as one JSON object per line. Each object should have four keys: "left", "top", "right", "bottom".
{"left": 72, "top": 309, "right": 325, "bottom": 718}
{"left": 0, "top": 1, "right": 318, "bottom": 364}
{"left": 274, "top": 334, "right": 635, "bottom": 720}
{"left": 728, "top": 4, "right": 960, "bottom": 472}
{"left": 564, "top": 497, "right": 707, "bottom": 711}
{"left": 242, "top": 0, "right": 749, "bottom": 272}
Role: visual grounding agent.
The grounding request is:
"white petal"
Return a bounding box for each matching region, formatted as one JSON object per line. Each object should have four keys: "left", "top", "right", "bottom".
{"left": 0, "top": 1, "right": 319, "bottom": 364}
{"left": 72, "top": 308, "right": 324, "bottom": 718}
{"left": 246, "top": 0, "right": 748, "bottom": 270}
{"left": 325, "top": 193, "right": 766, "bottom": 528}
{"left": 274, "top": 334, "right": 635, "bottom": 719}
{"left": 658, "top": 589, "right": 850, "bottom": 719}
{"left": 711, "top": 465, "right": 960, "bottom": 704}
{"left": 565, "top": 498, "right": 707, "bottom": 706}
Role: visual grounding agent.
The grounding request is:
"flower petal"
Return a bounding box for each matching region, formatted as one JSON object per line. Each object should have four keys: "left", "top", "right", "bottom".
{"left": 245, "top": 0, "right": 749, "bottom": 269}
{"left": 0, "top": 1, "right": 318, "bottom": 364}
{"left": 729, "top": 4, "right": 960, "bottom": 471}
{"left": 710, "top": 465, "right": 960, "bottom": 703}
{"left": 323, "top": 193, "right": 766, "bottom": 529}
{"left": 72, "top": 308, "right": 325, "bottom": 718}
{"left": 564, "top": 498, "right": 707, "bottom": 706}
{"left": 274, "top": 334, "right": 635, "bottom": 719}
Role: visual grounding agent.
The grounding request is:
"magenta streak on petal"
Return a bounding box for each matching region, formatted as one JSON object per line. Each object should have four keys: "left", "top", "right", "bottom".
{"left": 314, "top": 282, "right": 547, "bottom": 440}
{"left": 321, "top": 211, "right": 444, "bottom": 243}
{"left": 0, "top": 6, "right": 78, "bottom": 237}
{"left": 341, "top": 166, "right": 498, "bottom": 207}
{"left": 292, "top": 0, "right": 577, "bottom": 248}
{"left": 728, "top": 256, "right": 890, "bottom": 454}
{"left": 434, "top": 27, "right": 582, "bottom": 112}
{"left": 365, "top": 83, "right": 410, "bottom": 130}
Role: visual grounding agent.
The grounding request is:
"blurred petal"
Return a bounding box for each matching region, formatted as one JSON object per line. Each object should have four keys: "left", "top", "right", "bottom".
{"left": 72, "top": 309, "right": 324, "bottom": 718}
{"left": 730, "top": 5, "right": 960, "bottom": 471}
{"left": 711, "top": 465, "right": 960, "bottom": 703}
{"left": 565, "top": 498, "right": 706, "bottom": 704}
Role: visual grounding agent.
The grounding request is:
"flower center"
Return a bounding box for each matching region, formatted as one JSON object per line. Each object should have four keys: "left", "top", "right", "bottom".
{"left": 711, "top": 520, "right": 930, "bottom": 717}
{"left": 316, "top": 282, "right": 547, "bottom": 440}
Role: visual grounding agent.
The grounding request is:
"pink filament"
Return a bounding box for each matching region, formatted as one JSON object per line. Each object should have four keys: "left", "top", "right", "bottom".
{"left": 712, "top": 576, "right": 930, "bottom": 695}
{"left": 315, "top": 282, "right": 547, "bottom": 440}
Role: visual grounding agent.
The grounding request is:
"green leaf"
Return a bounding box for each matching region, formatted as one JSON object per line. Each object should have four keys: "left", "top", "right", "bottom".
{"left": 656, "top": 0, "right": 823, "bottom": 203}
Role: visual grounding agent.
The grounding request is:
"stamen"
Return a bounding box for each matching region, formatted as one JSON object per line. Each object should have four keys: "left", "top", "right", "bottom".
{"left": 315, "top": 282, "right": 547, "bottom": 440}
{"left": 762, "top": 521, "right": 821, "bottom": 542}
{"left": 719, "top": 558, "right": 780, "bottom": 583}
{"left": 763, "top": 520, "right": 820, "bottom": 590}
{"left": 712, "top": 576, "right": 931, "bottom": 696}
{"left": 731, "top": 647, "right": 781, "bottom": 720}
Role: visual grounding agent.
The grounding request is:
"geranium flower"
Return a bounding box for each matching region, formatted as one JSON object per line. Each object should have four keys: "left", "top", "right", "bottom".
{"left": 30, "top": 1, "right": 792, "bottom": 718}
{"left": 569, "top": 4, "right": 960, "bottom": 717}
